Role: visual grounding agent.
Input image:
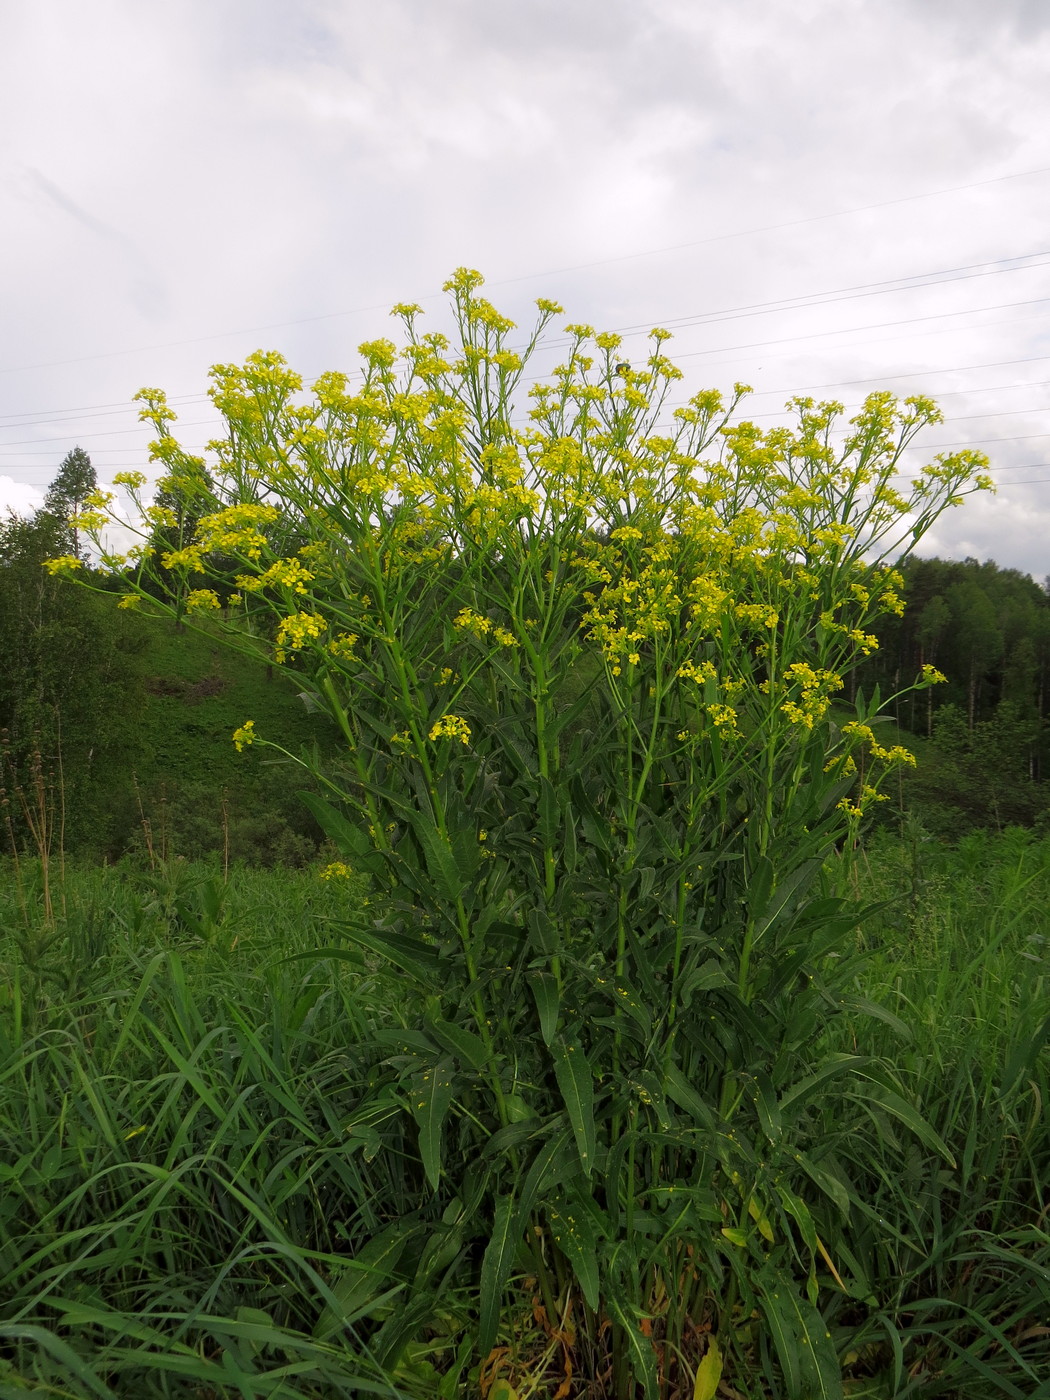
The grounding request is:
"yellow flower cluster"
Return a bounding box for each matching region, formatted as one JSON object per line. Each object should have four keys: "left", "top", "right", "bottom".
{"left": 840, "top": 722, "right": 917, "bottom": 767}
{"left": 453, "top": 607, "right": 518, "bottom": 647}
{"left": 706, "top": 704, "right": 741, "bottom": 737}
{"left": 185, "top": 589, "right": 221, "bottom": 613}
{"left": 145, "top": 505, "right": 178, "bottom": 529}
{"left": 429, "top": 714, "right": 472, "bottom": 745}
{"left": 161, "top": 545, "right": 206, "bottom": 572}
{"left": 232, "top": 720, "right": 255, "bottom": 751}
{"left": 319, "top": 861, "right": 353, "bottom": 880}
{"left": 237, "top": 558, "right": 314, "bottom": 595}
{"left": 327, "top": 633, "right": 359, "bottom": 661}
{"left": 677, "top": 660, "right": 717, "bottom": 685}
{"left": 42, "top": 555, "right": 83, "bottom": 576}
{"left": 778, "top": 662, "right": 843, "bottom": 730}
{"left": 195, "top": 503, "right": 281, "bottom": 559}
{"left": 734, "top": 602, "right": 779, "bottom": 630}
{"left": 274, "top": 611, "right": 327, "bottom": 661}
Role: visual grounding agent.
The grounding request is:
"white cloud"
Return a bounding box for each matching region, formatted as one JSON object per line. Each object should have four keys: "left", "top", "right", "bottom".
{"left": 0, "top": 476, "right": 45, "bottom": 518}
{"left": 1, "top": 0, "right": 1049, "bottom": 572}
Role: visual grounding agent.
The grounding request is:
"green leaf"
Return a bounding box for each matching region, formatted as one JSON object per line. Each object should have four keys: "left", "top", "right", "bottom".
{"left": 0, "top": 1325, "right": 119, "bottom": 1399}
{"left": 678, "top": 958, "right": 731, "bottom": 1003}
{"left": 758, "top": 1265, "right": 843, "bottom": 1400}
{"left": 594, "top": 973, "right": 652, "bottom": 1038}
{"left": 664, "top": 1063, "right": 715, "bottom": 1130}
{"left": 314, "top": 1221, "right": 417, "bottom": 1338}
{"left": 693, "top": 1336, "right": 722, "bottom": 1400}
{"left": 527, "top": 908, "right": 558, "bottom": 955}
{"left": 517, "top": 1127, "right": 573, "bottom": 1224}
{"left": 537, "top": 774, "right": 559, "bottom": 848}
{"left": 409, "top": 813, "right": 467, "bottom": 902}
{"left": 795, "top": 1150, "right": 852, "bottom": 1220}
{"left": 426, "top": 1015, "right": 492, "bottom": 1072}
{"left": 547, "top": 1192, "right": 601, "bottom": 1311}
{"left": 411, "top": 1057, "right": 456, "bottom": 1191}
{"left": 489, "top": 1382, "right": 521, "bottom": 1400}
{"left": 298, "top": 791, "right": 371, "bottom": 855}
{"left": 778, "top": 1054, "right": 870, "bottom": 1114}
{"left": 848, "top": 1081, "right": 956, "bottom": 1167}
{"left": 479, "top": 1192, "right": 520, "bottom": 1354}
{"left": 752, "top": 1069, "right": 782, "bottom": 1144}
{"left": 295, "top": 924, "right": 443, "bottom": 984}
{"left": 528, "top": 971, "right": 560, "bottom": 1045}
{"left": 551, "top": 1038, "right": 595, "bottom": 1176}
{"left": 630, "top": 1071, "right": 672, "bottom": 1132}
{"left": 844, "top": 996, "right": 914, "bottom": 1041}
{"left": 606, "top": 1297, "right": 658, "bottom": 1398}
{"left": 748, "top": 854, "right": 775, "bottom": 921}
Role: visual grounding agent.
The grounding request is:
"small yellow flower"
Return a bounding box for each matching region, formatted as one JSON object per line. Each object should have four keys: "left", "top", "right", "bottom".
{"left": 319, "top": 861, "right": 353, "bottom": 880}
{"left": 232, "top": 720, "right": 255, "bottom": 751}
{"left": 161, "top": 545, "right": 206, "bottom": 572}
{"left": 42, "top": 555, "right": 83, "bottom": 576}
{"left": 429, "top": 714, "right": 472, "bottom": 745}
{"left": 185, "top": 589, "right": 221, "bottom": 613}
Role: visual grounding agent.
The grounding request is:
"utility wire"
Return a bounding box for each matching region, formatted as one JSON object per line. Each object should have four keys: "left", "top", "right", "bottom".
{"left": 4, "top": 162, "right": 1050, "bottom": 378}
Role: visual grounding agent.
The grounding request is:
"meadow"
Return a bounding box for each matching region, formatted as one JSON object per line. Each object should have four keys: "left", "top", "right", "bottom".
{"left": 8, "top": 273, "right": 1050, "bottom": 1397}
{"left": 0, "top": 835, "right": 1047, "bottom": 1399}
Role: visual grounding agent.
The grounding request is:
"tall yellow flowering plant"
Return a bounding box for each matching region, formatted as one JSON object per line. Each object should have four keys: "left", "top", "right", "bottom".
{"left": 69, "top": 270, "right": 990, "bottom": 1397}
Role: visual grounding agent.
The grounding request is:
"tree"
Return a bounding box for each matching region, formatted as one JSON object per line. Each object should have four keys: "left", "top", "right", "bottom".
{"left": 43, "top": 446, "right": 96, "bottom": 558}
{"left": 0, "top": 508, "right": 145, "bottom": 854}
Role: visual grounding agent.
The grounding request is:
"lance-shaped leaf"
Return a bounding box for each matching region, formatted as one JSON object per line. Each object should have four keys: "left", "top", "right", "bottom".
{"left": 547, "top": 1190, "right": 601, "bottom": 1311}
{"left": 551, "top": 1037, "right": 595, "bottom": 1177}
{"left": 758, "top": 1264, "right": 843, "bottom": 1400}
{"left": 606, "top": 1296, "right": 658, "bottom": 1398}
{"left": 426, "top": 1015, "right": 492, "bottom": 1072}
{"left": 411, "top": 1057, "right": 456, "bottom": 1191}
{"left": 313, "top": 924, "right": 443, "bottom": 984}
{"left": 479, "top": 1191, "right": 519, "bottom": 1355}
{"left": 693, "top": 1336, "right": 722, "bottom": 1400}
{"left": 517, "top": 1126, "right": 573, "bottom": 1224}
{"left": 528, "top": 970, "right": 560, "bottom": 1046}
{"left": 408, "top": 813, "right": 468, "bottom": 902}
{"left": 314, "top": 1219, "right": 420, "bottom": 1338}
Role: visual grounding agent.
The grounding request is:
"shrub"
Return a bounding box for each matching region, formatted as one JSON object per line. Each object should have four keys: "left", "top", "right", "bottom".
{"left": 68, "top": 270, "right": 992, "bottom": 1396}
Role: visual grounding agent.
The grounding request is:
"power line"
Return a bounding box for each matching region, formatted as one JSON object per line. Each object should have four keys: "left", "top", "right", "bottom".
{"left": 666, "top": 294, "right": 1050, "bottom": 363}
{"left": 4, "top": 163, "right": 1050, "bottom": 379}
{"left": 559, "top": 251, "right": 1050, "bottom": 347}
{"left": 0, "top": 419, "right": 216, "bottom": 449}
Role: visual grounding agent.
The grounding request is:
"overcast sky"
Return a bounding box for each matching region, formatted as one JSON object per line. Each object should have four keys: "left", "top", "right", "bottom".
{"left": 3, "top": 0, "right": 1050, "bottom": 576}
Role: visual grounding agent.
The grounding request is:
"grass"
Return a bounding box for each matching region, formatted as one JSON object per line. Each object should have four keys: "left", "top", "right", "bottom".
{"left": 0, "top": 836, "right": 1047, "bottom": 1398}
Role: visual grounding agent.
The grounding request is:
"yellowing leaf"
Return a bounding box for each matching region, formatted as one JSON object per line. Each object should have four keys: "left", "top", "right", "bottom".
{"left": 747, "top": 1196, "right": 775, "bottom": 1243}
{"left": 693, "top": 1336, "right": 723, "bottom": 1400}
{"left": 489, "top": 1381, "right": 520, "bottom": 1400}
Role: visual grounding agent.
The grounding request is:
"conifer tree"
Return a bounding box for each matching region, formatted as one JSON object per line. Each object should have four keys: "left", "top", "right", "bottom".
{"left": 44, "top": 446, "right": 96, "bottom": 558}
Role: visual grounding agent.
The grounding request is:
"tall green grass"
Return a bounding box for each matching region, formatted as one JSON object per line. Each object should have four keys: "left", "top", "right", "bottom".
{"left": 823, "top": 826, "right": 1050, "bottom": 1397}
{"left": 1, "top": 839, "right": 1047, "bottom": 1398}
{"left": 0, "top": 862, "right": 428, "bottom": 1398}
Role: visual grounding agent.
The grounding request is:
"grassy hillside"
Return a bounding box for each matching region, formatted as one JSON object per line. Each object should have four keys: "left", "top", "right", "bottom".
{"left": 90, "top": 616, "right": 339, "bottom": 864}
